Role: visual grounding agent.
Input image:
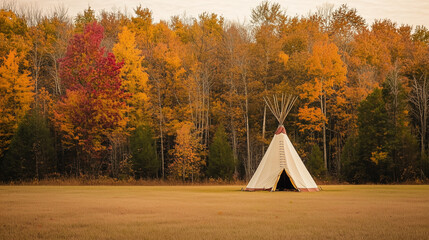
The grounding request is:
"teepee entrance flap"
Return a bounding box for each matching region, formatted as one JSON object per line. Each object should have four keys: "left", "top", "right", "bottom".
{"left": 273, "top": 169, "right": 297, "bottom": 191}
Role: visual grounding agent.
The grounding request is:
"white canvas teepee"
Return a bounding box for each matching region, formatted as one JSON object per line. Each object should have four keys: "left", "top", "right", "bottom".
{"left": 245, "top": 94, "right": 319, "bottom": 192}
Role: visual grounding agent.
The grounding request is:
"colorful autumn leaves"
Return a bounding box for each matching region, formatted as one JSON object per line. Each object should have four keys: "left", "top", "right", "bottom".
{"left": 51, "top": 23, "right": 127, "bottom": 174}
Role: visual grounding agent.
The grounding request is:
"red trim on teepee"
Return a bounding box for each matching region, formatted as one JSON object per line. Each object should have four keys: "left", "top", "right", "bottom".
{"left": 244, "top": 187, "right": 272, "bottom": 191}
{"left": 298, "top": 188, "right": 320, "bottom": 192}
{"left": 275, "top": 126, "right": 286, "bottom": 135}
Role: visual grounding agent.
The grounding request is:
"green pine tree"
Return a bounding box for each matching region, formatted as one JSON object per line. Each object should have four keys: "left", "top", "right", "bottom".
{"left": 207, "top": 124, "right": 235, "bottom": 180}
{"left": 1, "top": 110, "right": 55, "bottom": 181}
{"left": 341, "top": 134, "right": 359, "bottom": 182}
{"left": 344, "top": 83, "right": 420, "bottom": 183}
{"left": 307, "top": 144, "right": 325, "bottom": 177}
{"left": 130, "top": 125, "right": 159, "bottom": 178}
{"left": 382, "top": 77, "right": 419, "bottom": 182}
{"left": 356, "top": 88, "right": 390, "bottom": 183}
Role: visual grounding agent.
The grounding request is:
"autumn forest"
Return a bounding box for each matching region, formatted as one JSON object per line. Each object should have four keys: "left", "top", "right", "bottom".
{"left": 1, "top": 1, "right": 428, "bottom": 183}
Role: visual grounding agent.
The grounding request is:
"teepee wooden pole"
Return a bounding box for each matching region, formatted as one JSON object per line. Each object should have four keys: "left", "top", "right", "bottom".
{"left": 264, "top": 93, "right": 298, "bottom": 126}
{"left": 264, "top": 96, "right": 279, "bottom": 123}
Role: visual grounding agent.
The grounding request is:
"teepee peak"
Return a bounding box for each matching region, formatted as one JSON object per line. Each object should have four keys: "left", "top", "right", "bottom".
{"left": 264, "top": 94, "right": 297, "bottom": 126}
{"left": 275, "top": 125, "right": 286, "bottom": 135}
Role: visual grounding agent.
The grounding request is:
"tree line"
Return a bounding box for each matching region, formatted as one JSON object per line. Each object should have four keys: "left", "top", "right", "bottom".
{"left": 1, "top": 1, "right": 428, "bottom": 183}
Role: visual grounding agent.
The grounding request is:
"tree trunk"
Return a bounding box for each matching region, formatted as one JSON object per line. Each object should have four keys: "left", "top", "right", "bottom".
{"left": 155, "top": 79, "right": 165, "bottom": 179}
{"left": 228, "top": 72, "right": 239, "bottom": 175}
{"left": 245, "top": 99, "right": 251, "bottom": 180}
{"left": 324, "top": 92, "right": 328, "bottom": 171}
{"left": 75, "top": 148, "right": 78, "bottom": 177}
{"left": 159, "top": 107, "right": 165, "bottom": 179}
{"left": 262, "top": 105, "right": 266, "bottom": 155}
{"left": 410, "top": 74, "right": 428, "bottom": 166}
{"left": 422, "top": 75, "right": 429, "bottom": 158}
{"left": 336, "top": 133, "right": 341, "bottom": 175}
{"left": 34, "top": 142, "right": 39, "bottom": 180}
{"left": 54, "top": 57, "right": 62, "bottom": 95}
{"left": 244, "top": 73, "right": 251, "bottom": 180}
{"left": 322, "top": 119, "right": 327, "bottom": 171}
{"left": 206, "top": 86, "right": 210, "bottom": 148}
{"left": 232, "top": 125, "right": 238, "bottom": 175}
{"left": 320, "top": 78, "right": 328, "bottom": 171}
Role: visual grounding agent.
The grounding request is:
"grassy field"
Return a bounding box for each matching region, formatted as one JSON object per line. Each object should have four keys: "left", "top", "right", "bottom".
{"left": 0, "top": 185, "right": 428, "bottom": 239}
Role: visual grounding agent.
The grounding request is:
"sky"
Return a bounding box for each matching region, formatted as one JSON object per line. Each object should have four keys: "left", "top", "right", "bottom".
{"left": 16, "top": 0, "right": 429, "bottom": 28}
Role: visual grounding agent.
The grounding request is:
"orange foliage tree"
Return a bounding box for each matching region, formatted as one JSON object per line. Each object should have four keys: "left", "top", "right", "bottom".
{"left": 298, "top": 41, "right": 347, "bottom": 171}
{"left": 0, "top": 50, "right": 34, "bottom": 157}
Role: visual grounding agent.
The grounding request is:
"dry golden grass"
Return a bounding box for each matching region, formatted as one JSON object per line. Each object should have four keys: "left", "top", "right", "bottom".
{"left": 0, "top": 185, "right": 428, "bottom": 240}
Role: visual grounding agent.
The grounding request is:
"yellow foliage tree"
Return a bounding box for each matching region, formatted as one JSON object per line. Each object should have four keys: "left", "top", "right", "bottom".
{"left": 169, "top": 122, "right": 205, "bottom": 182}
{"left": 0, "top": 50, "right": 34, "bottom": 157}
{"left": 113, "top": 26, "right": 149, "bottom": 128}
{"left": 0, "top": 10, "right": 30, "bottom": 63}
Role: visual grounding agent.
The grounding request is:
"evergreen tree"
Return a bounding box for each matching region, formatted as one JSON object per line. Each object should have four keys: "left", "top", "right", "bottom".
{"left": 130, "top": 125, "right": 159, "bottom": 178}
{"left": 356, "top": 88, "right": 390, "bottom": 183}
{"left": 341, "top": 134, "right": 360, "bottom": 181}
{"left": 1, "top": 110, "right": 55, "bottom": 181}
{"left": 207, "top": 124, "right": 235, "bottom": 180}
{"left": 344, "top": 83, "right": 420, "bottom": 183}
{"left": 382, "top": 77, "right": 419, "bottom": 181}
{"left": 307, "top": 144, "right": 325, "bottom": 178}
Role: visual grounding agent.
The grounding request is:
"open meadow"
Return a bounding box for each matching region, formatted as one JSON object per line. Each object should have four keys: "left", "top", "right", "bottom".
{"left": 0, "top": 185, "right": 428, "bottom": 239}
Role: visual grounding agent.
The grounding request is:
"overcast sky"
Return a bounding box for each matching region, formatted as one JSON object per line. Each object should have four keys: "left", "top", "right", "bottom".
{"left": 17, "top": 0, "right": 429, "bottom": 28}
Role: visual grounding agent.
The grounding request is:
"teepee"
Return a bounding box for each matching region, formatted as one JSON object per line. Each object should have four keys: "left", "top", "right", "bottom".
{"left": 245, "top": 94, "right": 319, "bottom": 192}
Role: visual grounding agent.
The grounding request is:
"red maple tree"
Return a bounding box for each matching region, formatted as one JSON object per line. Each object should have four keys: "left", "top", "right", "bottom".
{"left": 54, "top": 22, "right": 128, "bottom": 174}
